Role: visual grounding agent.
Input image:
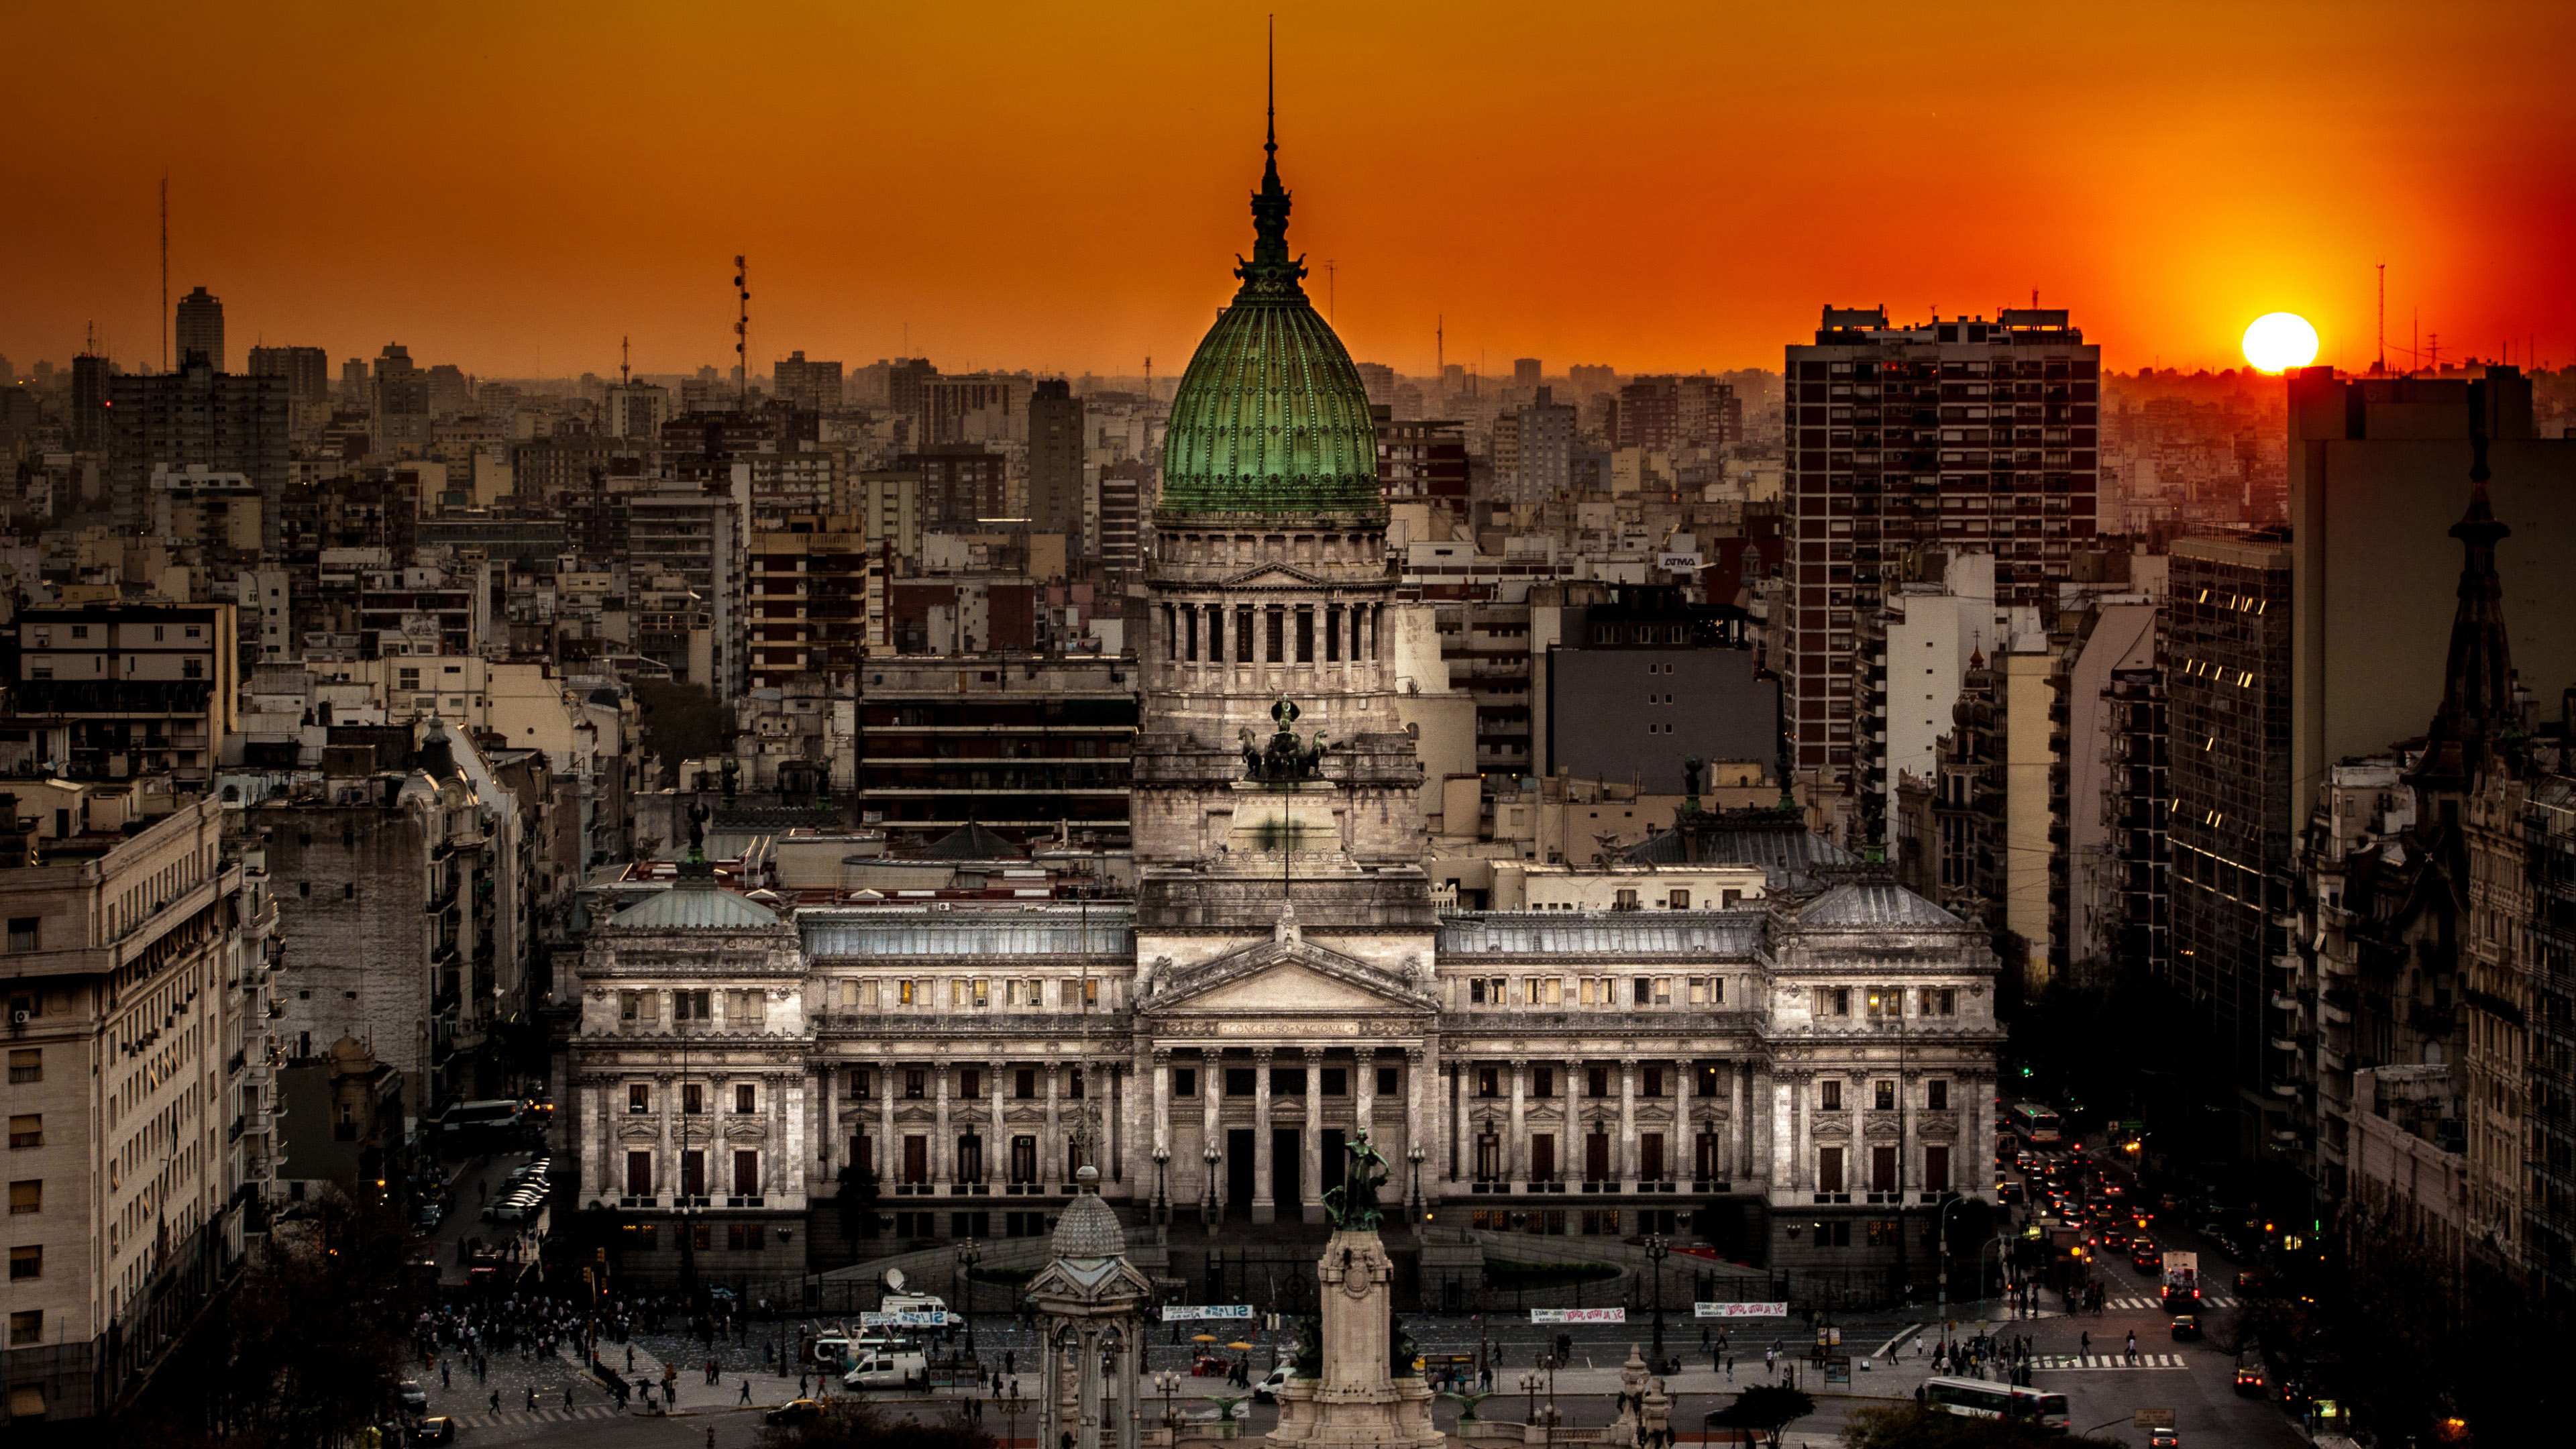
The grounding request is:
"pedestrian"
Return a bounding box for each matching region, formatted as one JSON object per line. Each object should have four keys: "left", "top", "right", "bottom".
{"left": 2080, "top": 1331, "right": 2090, "bottom": 1358}
{"left": 2126, "top": 1330, "right": 2137, "bottom": 1363}
{"left": 1915, "top": 1333, "right": 1925, "bottom": 1358}
{"left": 490, "top": 1389, "right": 501, "bottom": 1413}
{"left": 1006, "top": 1349, "right": 1017, "bottom": 1377}
{"left": 525, "top": 1386, "right": 537, "bottom": 1413}
{"left": 799, "top": 1373, "right": 808, "bottom": 1398}
{"left": 740, "top": 1378, "right": 753, "bottom": 1405}
{"left": 440, "top": 1360, "right": 450, "bottom": 1389}
{"left": 1726, "top": 1354, "right": 1735, "bottom": 1380}
{"left": 565, "top": 1387, "right": 575, "bottom": 1409}
{"left": 627, "top": 1345, "right": 636, "bottom": 1372}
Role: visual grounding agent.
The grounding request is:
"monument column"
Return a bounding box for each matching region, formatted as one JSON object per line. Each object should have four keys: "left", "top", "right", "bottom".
{"left": 1201, "top": 1053, "right": 1222, "bottom": 1208}
{"left": 934, "top": 1060, "right": 953, "bottom": 1188}
{"left": 1151, "top": 1049, "right": 1172, "bottom": 1157}
{"left": 1676, "top": 1056, "right": 1694, "bottom": 1187}
{"left": 878, "top": 1060, "right": 896, "bottom": 1187}
{"left": 1044, "top": 1059, "right": 1063, "bottom": 1190}
{"left": 989, "top": 1061, "right": 1007, "bottom": 1187}
{"left": 1252, "top": 1046, "right": 1277, "bottom": 1223}
{"left": 1404, "top": 1046, "right": 1427, "bottom": 1199}
{"left": 1731, "top": 1061, "right": 1748, "bottom": 1180}
{"left": 1566, "top": 1056, "right": 1585, "bottom": 1189}
{"left": 1354, "top": 1046, "right": 1376, "bottom": 1144}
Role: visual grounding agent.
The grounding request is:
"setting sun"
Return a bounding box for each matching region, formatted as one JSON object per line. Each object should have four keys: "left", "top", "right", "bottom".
{"left": 2243, "top": 312, "right": 2321, "bottom": 372}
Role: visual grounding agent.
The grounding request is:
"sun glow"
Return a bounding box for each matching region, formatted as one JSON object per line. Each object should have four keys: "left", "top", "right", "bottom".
{"left": 2243, "top": 313, "right": 2320, "bottom": 372}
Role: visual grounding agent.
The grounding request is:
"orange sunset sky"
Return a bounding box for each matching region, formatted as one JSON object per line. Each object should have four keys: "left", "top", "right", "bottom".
{"left": 4, "top": 1, "right": 2573, "bottom": 381}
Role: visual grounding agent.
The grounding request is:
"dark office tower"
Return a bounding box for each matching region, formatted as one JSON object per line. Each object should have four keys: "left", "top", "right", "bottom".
{"left": 1782, "top": 307, "right": 2100, "bottom": 782}
{"left": 174, "top": 286, "right": 224, "bottom": 371}
{"left": 372, "top": 344, "right": 431, "bottom": 452}
{"left": 1513, "top": 358, "right": 1542, "bottom": 390}
{"left": 1028, "top": 378, "right": 1085, "bottom": 545}
{"left": 71, "top": 353, "right": 111, "bottom": 450}
{"left": 772, "top": 351, "right": 844, "bottom": 411}
{"left": 247, "top": 344, "right": 331, "bottom": 404}
{"left": 105, "top": 360, "right": 290, "bottom": 546}
{"left": 2163, "top": 533, "right": 2294, "bottom": 1159}
{"left": 886, "top": 358, "right": 938, "bottom": 419}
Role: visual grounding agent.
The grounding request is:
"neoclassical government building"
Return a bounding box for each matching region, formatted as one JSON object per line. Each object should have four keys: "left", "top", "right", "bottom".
{"left": 564, "top": 123, "right": 2003, "bottom": 1287}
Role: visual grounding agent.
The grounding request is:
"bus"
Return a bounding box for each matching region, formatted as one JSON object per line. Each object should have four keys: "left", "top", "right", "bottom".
{"left": 1923, "top": 1377, "right": 2071, "bottom": 1431}
{"left": 2007, "top": 1102, "right": 2065, "bottom": 1152}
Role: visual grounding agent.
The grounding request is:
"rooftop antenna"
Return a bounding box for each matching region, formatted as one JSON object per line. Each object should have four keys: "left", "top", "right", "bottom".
{"left": 732, "top": 255, "right": 750, "bottom": 402}
{"left": 1143, "top": 354, "right": 1152, "bottom": 407}
{"left": 2376, "top": 263, "right": 2386, "bottom": 376}
{"left": 620, "top": 335, "right": 631, "bottom": 386}
{"left": 1327, "top": 259, "right": 1337, "bottom": 323}
{"left": 1436, "top": 314, "right": 1444, "bottom": 378}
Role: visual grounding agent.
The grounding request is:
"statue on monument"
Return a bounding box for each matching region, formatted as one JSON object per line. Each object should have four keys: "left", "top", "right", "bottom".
{"left": 1322, "top": 1126, "right": 1391, "bottom": 1232}
{"left": 1241, "top": 694, "right": 1330, "bottom": 783}
{"left": 685, "top": 802, "right": 710, "bottom": 861}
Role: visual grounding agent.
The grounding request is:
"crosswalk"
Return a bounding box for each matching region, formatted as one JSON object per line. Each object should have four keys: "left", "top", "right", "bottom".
{"left": 2031, "top": 1353, "right": 2192, "bottom": 1371}
{"left": 2094, "top": 1295, "right": 2237, "bottom": 1311}
{"left": 447, "top": 1405, "right": 624, "bottom": 1430}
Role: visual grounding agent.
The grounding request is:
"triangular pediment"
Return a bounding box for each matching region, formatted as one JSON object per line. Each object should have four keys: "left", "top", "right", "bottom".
{"left": 1219, "top": 562, "right": 1329, "bottom": 590}
{"left": 1147, "top": 936, "right": 1436, "bottom": 1018}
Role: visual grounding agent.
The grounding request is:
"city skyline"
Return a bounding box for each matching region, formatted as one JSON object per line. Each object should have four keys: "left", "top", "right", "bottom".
{"left": 4, "top": 2, "right": 2572, "bottom": 380}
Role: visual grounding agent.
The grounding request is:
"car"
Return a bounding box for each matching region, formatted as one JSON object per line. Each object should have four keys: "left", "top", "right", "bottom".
{"left": 411, "top": 1417, "right": 456, "bottom": 1446}
{"left": 2150, "top": 1428, "right": 2180, "bottom": 1449}
{"left": 767, "top": 1399, "right": 826, "bottom": 1427}
{"left": 2235, "top": 1354, "right": 2266, "bottom": 1396}
{"left": 1252, "top": 1365, "right": 1293, "bottom": 1404}
{"left": 2236, "top": 1269, "right": 2263, "bottom": 1291}
{"left": 413, "top": 1201, "right": 444, "bottom": 1230}
{"left": 2170, "top": 1313, "right": 2201, "bottom": 1341}
{"left": 397, "top": 1381, "right": 428, "bottom": 1413}
{"left": 2102, "top": 1228, "right": 2131, "bottom": 1252}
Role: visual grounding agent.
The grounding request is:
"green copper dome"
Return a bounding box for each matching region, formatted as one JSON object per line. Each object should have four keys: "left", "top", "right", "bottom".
{"left": 1158, "top": 125, "right": 1383, "bottom": 518}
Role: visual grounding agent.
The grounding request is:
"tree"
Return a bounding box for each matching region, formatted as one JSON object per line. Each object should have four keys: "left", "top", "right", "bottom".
{"left": 1711, "top": 1385, "right": 1815, "bottom": 1449}
{"left": 1843, "top": 1404, "right": 2123, "bottom": 1449}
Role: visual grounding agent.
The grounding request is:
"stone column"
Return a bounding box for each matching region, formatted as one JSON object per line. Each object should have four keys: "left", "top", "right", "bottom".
{"left": 1201, "top": 1054, "right": 1222, "bottom": 1206}
{"left": 1354, "top": 1047, "right": 1377, "bottom": 1145}
{"left": 655, "top": 1072, "right": 676, "bottom": 1197}
{"left": 1792, "top": 1073, "right": 1813, "bottom": 1199}
{"left": 1566, "top": 1057, "right": 1585, "bottom": 1188}
{"left": 1446, "top": 1058, "right": 1463, "bottom": 1183}
{"left": 770, "top": 1069, "right": 789, "bottom": 1196}
{"left": 1898, "top": 1067, "right": 1918, "bottom": 1201}
{"left": 1252, "top": 1046, "right": 1276, "bottom": 1223}
{"left": 1506, "top": 1058, "right": 1528, "bottom": 1188}
{"left": 1301, "top": 1048, "right": 1324, "bottom": 1223}
{"left": 1151, "top": 1049, "right": 1173, "bottom": 1157}
{"left": 879, "top": 1060, "right": 896, "bottom": 1186}
{"left": 1729, "top": 1061, "right": 1747, "bottom": 1181}
{"left": 816, "top": 1061, "right": 835, "bottom": 1181}
{"left": 934, "top": 1060, "right": 953, "bottom": 1189}
{"left": 1676, "top": 1057, "right": 1694, "bottom": 1186}
{"left": 1619, "top": 1057, "right": 1640, "bottom": 1189}
{"left": 1970, "top": 1073, "right": 1996, "bottom": 1201}
{"left": 1044, "top": 1060, "right": 1063, "bottom": 1190}
{"left": 989, "top": 1061, "right": 1006, "bottom": 1187}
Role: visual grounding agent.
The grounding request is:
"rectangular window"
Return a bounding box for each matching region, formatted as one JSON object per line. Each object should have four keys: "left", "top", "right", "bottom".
{"left": 5, "top": 918, "right": 36, "bottom": 953}
{"left": 1927, "top": 1080, "right": 1949, "bottom": 1111}
{"left": 1475, "top": 1134, "right": 1501, "bottom": 1181}
{"left": 1613, "top": 888, "right": 1639, "bottom": 910}
{"left": 1925, "top": 987, "right": 1957, "bottom": 1016}
{"left": 849, "top": 1068, "right": 874, "bottom": 1099}
{"left": 735, "top": 1084, "right": 757, "bottom": 1114}
{"left": 1321, "top": 1067, "right": 1347, "bottom": 1096}
{"left": 1632, "top": 977, "right": 1651, "bottom": 1006}
{"left": 627, "top": 1151, "right": 652, "bottom": 1197}
{"left": 1874, "top": 1081, "right": 1896, "bottom": 1111}
{"left": 1266, "top": 606, "right": 1285, "bottom": 663}
{"left": 903, "top": 1136, "right": 928, "bottom": 1185}
{"left": 1173, "top": 1067, "right": 1198, "bottom": 1097}
{"left": 859, "top": 979, "right": 881, "bottom": 1008}
{"left": 1540, "top": 978, "right": 1562, "bottom": 1006}
{"left": 1818, "top": 1147, "right": 1844, "bottom": 1194}
{"left": 961, "top": 1068, "right": 982, "bottom": 1099}
{"left": 1530, "top": 1134, "right": 1556, "bottom": 1181}
{"left": 1295, "top": 607, "right": 1313, "bottom": 663}
{"left": 1476, "top": 1067, "right": 1499, "bottom": 1099}
{"left": 1585, "top": 1132, "right": 1611, "bottom": 1183}
{"left": 7, "top": 1309, "right": 38, "bottom": 1346}
{"left": 1818, "top": 987, "right": 1850, "bottom": 1016}
{"left": 957, "top": 1136, "right": 983, "bottom": 1184}
{"left": 7, "top": 1180, "right": 36, "bottom": 1214}
{"left": 7, "top": 1116, "right": 38, "bottom": 1150}
{"left": 1533, "top": 1067, "right": 1554, "bottom": 1099}
{"left": 1926, "top": 1145, "right": 1951, "bottom": 1193}
{"left": 1641, "top": 1132, "right": 1666, "bottom": 1183}
{"left": 1819, "top": 1081, "right": 1843, "bottom": 1112}
{"left": 1377, "top": 1066, "right": 1398, "bottom": 1096}
{"left": 1643, "top": 1067, "right": 1664, "bottom": 1099}
{"left": 1226, "top": 1067, "right": 1258, "bottom": 1097}
{"left": 733, "top": 1150, "right": 759, "bottom": 1197}
{"left": 905, "top": 1070, "right": 926, "bottom": 1099}
{"left": 1011, "top": 1136, "right": 1038, "bottom": 1184}
{"left": 1015, "top": 1069, "right": 1036, "bottom": 1099}
{"left": 1872, "top": 1145, "right": 1898, "bottom": 1193}
{"left": 1866, "top": 987, "right": 1900, "bottom": 1019}
{"left": 1579, "top": 979, "right": 1597, "bottom": 1008}
{"left": 681, "top": 1083, "right": 704, "bottom": 1115}
{"left": 674, "top": 989, "right": 711, "bottom": 1020}
{"left": 628, "top": 1084, "right": 650, "bottom": 1114}
{"left": 898, "top": 980, "right": 918, "bottom": 1006}
{"left": 8, "top": 1245, "right": 38, "bottom": 1280}
{"left": 5, "top": 1050, "right": 35, "bottom": 1085}
{"left": 1588, "top": 1067, "right": 1609, "bottom": 1099}
{"left": 1668, "top": 889, "right": 1690, "bottom": 910}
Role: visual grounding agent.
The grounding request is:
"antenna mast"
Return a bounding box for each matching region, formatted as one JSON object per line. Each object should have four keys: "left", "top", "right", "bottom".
{"left": 621, "top": 335, "right": 631, "bottom": 386}
{"left": 2375, "top": 263, "right": 2386, "bottom": 376}
{"left": 159, "top": 172, "right": 169, "bottom": 374}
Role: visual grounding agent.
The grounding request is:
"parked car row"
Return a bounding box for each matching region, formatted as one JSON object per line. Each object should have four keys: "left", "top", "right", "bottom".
{"left": 482, "top": 1157, "right": 553, "bottom": 1224}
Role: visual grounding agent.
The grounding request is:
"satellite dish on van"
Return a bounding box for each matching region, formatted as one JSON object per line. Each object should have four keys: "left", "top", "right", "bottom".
{"left": 882, "top": 1267, "right": 906, "bottom": 1293}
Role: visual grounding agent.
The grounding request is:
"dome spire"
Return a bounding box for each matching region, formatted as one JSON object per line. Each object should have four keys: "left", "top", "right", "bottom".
{"left": 1238, "top": 15, "right": 1305, "bottom": 298}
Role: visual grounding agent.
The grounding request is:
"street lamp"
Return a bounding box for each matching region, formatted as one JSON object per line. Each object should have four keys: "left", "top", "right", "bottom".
{"left": 953, "top": 1238, "right": 981, "bottom": 1342}
{"left": 1644, "top": 1232, "right": 1670, "bottom": 1364}
{"left": 1203, "top": 1144, "right": 1222, "bottom": 1235}
{"left": 1152, "top": 1144, "right": 1171, "bottom": 1226}
{"left": 1934, "top": 1195, "right": 1966, "bottom": 1345}
{"left": 1408, "top": 1142, "right": 1426, "bottom": 1216}
{"left": 1155, "top": 1368, "right": 1185, "bottom": 1438}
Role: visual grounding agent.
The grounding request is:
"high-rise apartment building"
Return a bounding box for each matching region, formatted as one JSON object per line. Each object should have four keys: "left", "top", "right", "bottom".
{"left": 370, "top": 344, "right": 431, "bottom": 453}
{"left": 772, "top": 352, "right": 843, "bottom": 411}
{"left": 1513, "top": 358, "right": 1542, "bottom": 390}
{"left": 1093, "top": 462, "right": 1144, "bottom": 581}
{"left": 246, "top": 345, "right": 331, "bottom": 405}
{"left": 173, "top": 286, "right": 224, "bottom": 371}
{"left": 2163, "top": 533, "right": 2294, "bottom": 1159}
{"left": 103, "top": 365, "right": 291, "bottom": 547}
{"left": 602, "top": 379, "right": 670, "bottom": 441}
{"left": 1613, "top": 375, "right": 1741, "bottom": 452}
{"left": 69, "top": 354, "right": 111, "bottom": 451}
{"left": 1373, "top": 409, "right": 1466, "bottom": 504}
{"left": 0, "top": 796, "right": 277, "bottom": 1425}
{"left": 899, "top": 447, "right": 1006, "bottom": 531}
{"left": 1028, "top": 379, "right": 1085, "bottom": 543}
{"left": 918, "top": 374, "right": 1020, "bottom": 445}
{"left": 1514, "top": 387, "right": 1578, "bottom": 502}
{"left": 1782, "top": 307, "right": 2101, "bottom": 781}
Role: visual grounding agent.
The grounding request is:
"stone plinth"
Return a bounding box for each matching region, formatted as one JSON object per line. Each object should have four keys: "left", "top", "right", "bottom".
{"left": 1264, "top": 1228, "right": 1443, "bottom": 1449}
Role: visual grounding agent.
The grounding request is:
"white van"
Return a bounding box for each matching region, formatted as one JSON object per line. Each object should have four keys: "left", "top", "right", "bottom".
{"left": 842, "top": 1346, "right": 929, "bottom": 1391}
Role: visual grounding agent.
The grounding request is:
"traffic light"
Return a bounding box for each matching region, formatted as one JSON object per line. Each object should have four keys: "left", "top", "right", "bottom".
{"left": 2019, "top": 1066, "right": 2034, "bottom": 1079}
